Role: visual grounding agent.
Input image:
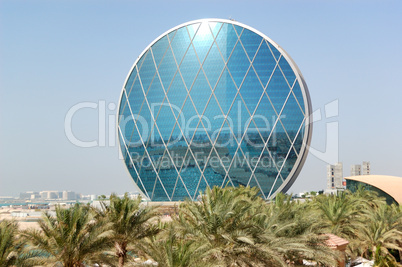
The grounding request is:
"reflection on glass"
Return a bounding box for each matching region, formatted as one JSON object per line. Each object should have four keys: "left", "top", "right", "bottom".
{"left": 118, "top": 20, "right": 310, "bottom": 201}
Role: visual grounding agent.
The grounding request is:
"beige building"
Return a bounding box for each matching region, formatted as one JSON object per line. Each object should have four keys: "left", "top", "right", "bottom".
{"left": 345, "top": 175, "right": 402, "bottom": 204}
{"left": 362, "top": 161, "right": 370, "bottom": 175}
{"left": 350, "top": 164, "right": 361, "bottom": 176}
{"left": 327, "top": 162, "right": 343, "bottom": 190}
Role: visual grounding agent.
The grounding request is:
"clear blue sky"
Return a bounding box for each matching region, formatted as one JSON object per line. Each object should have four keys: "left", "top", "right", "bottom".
{"left": 1, "top": 0, "right": 401, "bottom": 197}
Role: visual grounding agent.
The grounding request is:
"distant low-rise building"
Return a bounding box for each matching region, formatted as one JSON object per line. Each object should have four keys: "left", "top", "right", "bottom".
{"left": 327, "top": 163, "right": 343, "bottom": 190}
{"left": 350, "top": 165, "right": 361, "bottom": 176}
{"left": 362, "top": 161, "right": 370, "bottom": 175}
{"left": 63, "top": 191, "right": 77, "bottom": 200}
{"left": 19, "top": 191, "right": 40, "bottom": 200}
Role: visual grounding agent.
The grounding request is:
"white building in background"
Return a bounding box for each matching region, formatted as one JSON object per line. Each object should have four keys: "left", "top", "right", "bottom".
{"left": 62, "top": 191, "right": 78, "bottom": 200}
{"left": 39, "top": 191, "right": 62, "bottom": 200}
{"left": 362, "top": 161, "right": 370, "bottom": 175}
{"left": 19, "top": 191, "right": 40, "bottom": 200}
{"left": 351, "top": 165, "right": 361, "bottom": 176}
{"left": 326, "top": 162, "right": 343, "bottom": 192}
{"left": 350, "top": 161, "right": 371, "bottom": 176}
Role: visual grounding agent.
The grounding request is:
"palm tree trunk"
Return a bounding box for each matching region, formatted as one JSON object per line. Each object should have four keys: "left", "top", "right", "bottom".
{"left": 119, "top": 256, "right": 125, "bottom": 267}
{"left": 372, "top": 246, "right": 376, "bottom": 262}
{"left": 115, "top": 241, "right": 127, "bottom": 267}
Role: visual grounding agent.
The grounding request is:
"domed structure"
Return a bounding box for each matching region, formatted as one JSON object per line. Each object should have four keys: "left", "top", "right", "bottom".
{"left": 117, "top": 19, "right": 312, "bottom": 201}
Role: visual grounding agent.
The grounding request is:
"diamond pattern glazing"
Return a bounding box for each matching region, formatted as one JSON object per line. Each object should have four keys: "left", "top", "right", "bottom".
{"left": 118, "top": 19, "right": 312, "bottom": 201}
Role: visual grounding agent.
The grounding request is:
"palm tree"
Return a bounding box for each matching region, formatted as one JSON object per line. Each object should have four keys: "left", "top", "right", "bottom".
{"left": 350, "top": 184, "right": 386, "bottom": 209}
{"left": 262, "top": 193, "right": 338, "bottom": 266}
{"left": 0, "top": 220, "right": 20, "bottom": 266}
{"left": 97, "top": 193, "right": 159, "bottom": 267}
{"left": 175, "top": 186, "right": 278, "bottom": 266}
{"left": 0, "top": 219, "right": 43, "bottom": 267}
{"left": 174, "top": 186, "right": 338, "bottom": 266}
{"left": 312, "top": 192, "right": 363, "bottom": 239}
{"left": 140, "top": 223, "right": 207, "bottom": 267}
{"left": 356, "top": 203, "right": 402, "bottom": 265}
{"left": 21, "top": 203, "right": 113, "bottom": 267}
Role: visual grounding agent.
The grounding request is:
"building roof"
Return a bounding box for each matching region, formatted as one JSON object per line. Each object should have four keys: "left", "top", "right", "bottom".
{"left": 324, "top": 234, "right": 349, "bottom": 249}
{"left": 345, "top": 175, "right": 402, "bottom": 204}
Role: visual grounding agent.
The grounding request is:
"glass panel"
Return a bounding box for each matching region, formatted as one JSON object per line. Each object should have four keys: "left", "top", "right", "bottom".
{"left": 202, "top": 153, "right": 226, "bottom": 190}
{"left": 248, "top": 174, "right": 263, "bottom": 196}
{"left": 254, "top": 147, "right": 279, "bottom": 198}
{"left": 179, "top": 45, "right": 200, "bottom": 89}
{"left": 227, "top": 41, "right": 250, "bottom": 88}
{"left": 279, "top": 146, "right": 297, "bottom": 184}
{"left": 154, "top": 148, "right": 179, "bottom": 199}
{"left": 240, "top": 28, "right": 262, "bottom": 61}
{"left": 119, "top": 134, "right": 129, "bottom": 162}
{"left": 186, "top": 23, "right": 200, "bottom": 40}
{"left": 266, "top": 67, "right": 290, "bottom": 113}
{"left": 192, "top": 22, "right": 214, "bottom": 63}
{"left": 203, "top": 42, "right": 225, "bottom": 89}
{"left": 155, "top": 103, "right": 178, "bottom": 142}
{"left": 252, "top": 41, "right": 276, "bottom": 87}
{"left": 233, "top": 24, "right": 244, "bottom": 37}
{"left": 206, "top": 147, "right": 229, "bottom": 184}
{"left": 214, "top": 67, "right": 237, "bottom": 115}
{"left": 227, "top": 94, "right": 249, "bottom": 139}
{"left": 152, "top": 177, "right": 169, "bottom": 201}
{"left": 268, "top": 122, "right": 292, "bottom": 182}
{"left": 253, "top": 95, "right": 277, "bottom": 142}
{"left": 167, "top": 30, "right": 177, "bottom": 45}
{"left": 124, "top": 116, "right": 143, "bottom": 149}
{"left": 172, "top": 178, "right": 191, "bottom": 201}
{"left": 166, "top": 73, "right": 188, "bottom": 110}
{"left": 138, "top": 51, "right": 157, "bottom": 93}
{"left": 145, "top": 76, "right": 165, "bottom": 108}
{"left": 127, "top": 76, "right": 145, "bottom": 116}
{"left": 170, "top": 26, "right": 191, "bottom": 64}
{"left": 151, "top": 35, "right": 169, "bottom": 68}
{"left": 136, "top": 51, "right": 147, "bottom": 72}
{"left": 191, "top": 125, "right": 212, "bottom": 161}
{"left": 215, "top": 23, "right": 238, "bottom": 63}
{"left": 291, "top": 81, "right": 305, "bottom": 113}
{"left": 166, "top": 124, "right": 186, "bottom": 168}
{"left": 267, "top": 41, "right": 281, "bottom": 61}
{"left": 158, "top": 46, "right": 178, "bottom": 90}
{"left": 118, "top": 91, "right": 128, "bottom": 124}
{"left": 209, "top": 22, "right": 223, "bottom": 38}
{"left": 179, "top": 150, "right": 201, "bottom": 199}
{"left": 177, "top": 102, "right": 195, "bottom": 145}
{"left": 189, "top": 71, "right": 211, "bottom": 115}
{"left": 293, "top": 127, "right": 304, "bottom": 155}
{"left": 279, "top": 94, "right": 304, "bottom": 142}
{"left": 203, "top": 94, "right": 223, "bottom": 135}
{"left": 227, "top": 148, "right": 251, "bottom": 187}
{"left": 239, "top": 67, "right": 263, "bottom": 115}
{"left": 193, "top": 175, "right": 208, "bottom": 199}
{"left": 124, "top": 69, "right": 137, "bottom": 92}
{"left": 138, "top": 159, "right": 158, "bottom": 199}
{"left": 279, "top": 56, "right": 296, "bottom": 86}
{"left": 242, "top": 118, "right": 265, "bottom": 155}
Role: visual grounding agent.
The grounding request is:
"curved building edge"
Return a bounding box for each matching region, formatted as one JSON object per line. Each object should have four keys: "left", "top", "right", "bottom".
{"left": 345, "top": 175, "right": 402, "bottom": 204}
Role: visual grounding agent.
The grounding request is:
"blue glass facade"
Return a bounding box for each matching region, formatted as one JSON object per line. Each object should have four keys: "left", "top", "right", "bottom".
{"left": 118, "top": 19, "right": 312, "bottom": 201}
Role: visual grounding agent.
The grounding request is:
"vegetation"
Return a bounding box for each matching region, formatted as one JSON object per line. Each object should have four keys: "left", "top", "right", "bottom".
{"left": 0, "top": 186, "right": 401, "bottom": 266}
{"left": 21, "top": 203, "right": 113, "bottom": 266}
{"left": 96, "top": 193, "right": 159, "bottom": 267}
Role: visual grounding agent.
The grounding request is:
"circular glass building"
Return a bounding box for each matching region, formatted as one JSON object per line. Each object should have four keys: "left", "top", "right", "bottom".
{"left": 117, "top": 19, "right": 312, "bottom": 201}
